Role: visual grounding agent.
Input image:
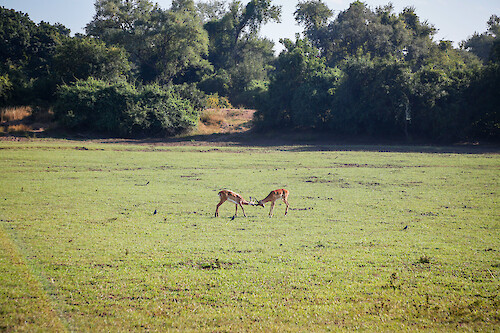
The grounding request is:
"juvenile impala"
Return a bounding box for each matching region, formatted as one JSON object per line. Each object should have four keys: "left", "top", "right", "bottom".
{"left": 257, "top": 189, "right": 289, "bottom": 217}
{"left": 215, "top": 190, "right": 256, "bottom": 218}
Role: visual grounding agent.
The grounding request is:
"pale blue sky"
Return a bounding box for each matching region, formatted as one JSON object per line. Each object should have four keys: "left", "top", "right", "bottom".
{"left": 2, "top": 0, "right": 499, "bottom": 52}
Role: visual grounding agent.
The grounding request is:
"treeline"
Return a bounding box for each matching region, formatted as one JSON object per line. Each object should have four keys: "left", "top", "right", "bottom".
{"left": 256, "top": 1, "right": 499, "bottom": 142}
{"left": 0, "top": 0, "right": 498, "bottom": 141}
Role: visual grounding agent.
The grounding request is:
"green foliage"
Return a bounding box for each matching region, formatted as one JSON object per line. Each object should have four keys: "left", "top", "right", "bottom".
{"left": 170, "top": 83, "right": 207, "bottom": 113}
{"left": 205, "top": 93, "right": 233, "bottom": 109}
{"left": 295, "top": 0, "right": 333, "bottom": 31}
{"left": 53, "top": 37, "right": 131, "bottom": 83}
{"left": 256, "top": 2, "right": 499, "bottom": 142}
{"left": 0, "top": 6, "right": 69, "bottom": 105}
{"left": 134, "top": 84, "right": 198, "bottom": 136}
{"left": 54, "top": 78, "right": 197, "bottom": 136}
{"left": 201, "top": 0, "right": 281, "bottom": 103}
{"left": 465, "top": 63, "right": 500, "bottom": 140}
{"left": 461, "top": 15, "right": 499, "bottom": 63}
{"left": 0, "top": 74, "right": 13, "bottom": 105}
{"left": 0, "top": 142, "right": 498, "bottom": 331}
{"left": 331, "top": 57, "right": 411, "bottom": 137}
{"left": 233, "top": 79, "right": 268, "bottom": 108}
{"left": 199, "top": 68, "right": 232, "bottom": 96}
{"left": 256, "top": 37, "right": 340, "bottom": 128}
{"left": 196, "top": 0, "right": 228, "bottom": 23}
{"left": 86, "top": 0, "right": 210, "bottom": 83}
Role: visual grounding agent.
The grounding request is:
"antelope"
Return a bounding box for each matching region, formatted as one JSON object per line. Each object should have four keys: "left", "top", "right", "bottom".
{"left": 257, "top": 189, "right": 289, "bottom": 217}
{"left": 215, "top": 190, "right": 256, "bottom": 218}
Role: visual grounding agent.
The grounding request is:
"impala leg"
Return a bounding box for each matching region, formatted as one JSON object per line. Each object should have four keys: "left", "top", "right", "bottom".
{"left": 283, "top": 198, "right": 289, "bottom": 216}
{"left": 269, "top": 201, "right": 275, "bottom": 217}
{"left": 215, "top": 198, "right": 226, "bottom": 217}
{"left": 239, "top": 203, "right": 247, "bottom": 217}
{"left": 215, "top": 202, "right": 222, "bottom": 217}
{"left": 234, "top": 204, "right": 238, "bottom": 217}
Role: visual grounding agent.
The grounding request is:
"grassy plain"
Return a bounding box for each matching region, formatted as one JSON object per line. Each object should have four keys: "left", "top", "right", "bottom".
{"left": 0, "top": 139, "right": 498, "bottom": 331}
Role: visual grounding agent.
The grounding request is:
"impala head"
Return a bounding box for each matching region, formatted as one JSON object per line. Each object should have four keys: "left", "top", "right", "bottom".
{"left": 256, "top": 199, "right": 265, "bottom": 208}
{"left": 248, "top": 197, "right": 260, "bottom": 207}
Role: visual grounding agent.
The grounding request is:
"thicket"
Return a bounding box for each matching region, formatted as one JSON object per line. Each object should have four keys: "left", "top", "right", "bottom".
{"left": 1, "top": 0, "right": 499, "bottom": 141}
{"left": 54, "top": 79, "right": 197, "bottom": 136}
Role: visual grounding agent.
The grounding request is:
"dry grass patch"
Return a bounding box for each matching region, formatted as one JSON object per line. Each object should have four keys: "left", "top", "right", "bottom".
{"left": 0, "top": 106, "right": 55, "bottom": 134}
{"left": 1, "top": 124, "right": 33, "bottom": 133}
{"left": 196, "top": 108, "right": 255, "bottom": 135}
{"left": 0, "top": 106, "right": 32, "bottom": 122}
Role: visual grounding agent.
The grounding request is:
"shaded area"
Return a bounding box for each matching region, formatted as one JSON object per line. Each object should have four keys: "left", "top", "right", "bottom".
{"left": 1, "top": 107, "right": 498, "bottom": 154}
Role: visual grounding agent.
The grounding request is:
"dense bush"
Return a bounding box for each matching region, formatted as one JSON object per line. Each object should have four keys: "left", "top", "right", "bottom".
{"left": 54, "top": 78, "right": 197, "bottom": 136}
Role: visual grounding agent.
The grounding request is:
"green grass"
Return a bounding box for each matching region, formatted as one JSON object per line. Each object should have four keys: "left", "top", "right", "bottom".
{"left": 0, "top": 140, "right": 498, "bottom": 331}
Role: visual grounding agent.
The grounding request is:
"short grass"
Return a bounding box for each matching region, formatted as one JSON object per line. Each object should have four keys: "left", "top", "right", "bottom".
{"left": 0, "top": 140, "right": 498, "bottom": 331}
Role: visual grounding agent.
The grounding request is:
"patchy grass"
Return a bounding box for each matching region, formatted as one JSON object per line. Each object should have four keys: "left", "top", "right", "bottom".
{"left": 0, "top": 227, "right": 65, "bottom": 331}
{"left": 0, "top": 140, "right": 498, "bottom": 331}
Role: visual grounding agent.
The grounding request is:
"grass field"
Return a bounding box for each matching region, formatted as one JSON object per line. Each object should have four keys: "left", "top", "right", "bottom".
{"left": 0, "top": 139, "right": 498, "bottom": 331}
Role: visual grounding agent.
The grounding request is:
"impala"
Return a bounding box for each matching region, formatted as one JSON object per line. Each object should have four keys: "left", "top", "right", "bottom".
{"left": 215, "top": 190, "right": 256, "bottom": 218}
{"left": 257, "top": 189, "right": 289, "bottom": 217}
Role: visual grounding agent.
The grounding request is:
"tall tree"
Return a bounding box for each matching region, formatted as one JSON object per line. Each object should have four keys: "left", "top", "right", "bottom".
{"left": 196, "top": 0, "right": 228, "bottom": 23}
{"left": 204, "top": 0, "right": 281, "bottom": 69}
{"left": 86, "top": 0, "right": 209, "bottom": 83}
{"left": 294, "top": 0, "right": 333, "bottom": 50}
{"left": 201, "top": 0, "right": 280, "bottom": 102}
{"left": 0, "top": 7, "right": 69, "bottom": 104}
{"left": 255, "top": 37, "right": 342, "bottom": 129}
{"left": 295, "top": 1, "right": 437, "bottom": 67}
{"left": 53, "top": 37, "right": 131, "bottom": 83}
{"left": 461, "top": 15, "right": 499, "bottom": 63}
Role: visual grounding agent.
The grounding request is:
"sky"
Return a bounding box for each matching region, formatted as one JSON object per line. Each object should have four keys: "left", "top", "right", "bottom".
{"left": 2, "top": 0, "right": 499, "bottom": 53}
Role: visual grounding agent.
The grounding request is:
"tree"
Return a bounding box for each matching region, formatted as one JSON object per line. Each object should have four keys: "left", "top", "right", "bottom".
{"left": 294, "top": 0, "right": 333, "bottom": 50}
{"left": 328, "top": 57, "right": 412, "bottom": 137}
{"left": 295, "top": 2, "right": 437, "bottom": 67}
{"left": 86, "top": 0, "right": 209, "bottom": 83}
{"left": 204, "top": 0, "right": 280, "bottom": 67}
{"left": 466, "top": 62, "right": 500, "bottom": 140}
{"left": 461, "top": 15, "right": 499, "bottom": 63}
{"left": 0, "top": 6, "right": 69, "bottom": 104}
{"left": 0, "top": 74, "right": 13, "bottom": 106}
{"left": 255, "top": 37, "right": 342, "bottom": 129}
{"left": 255, "top": 1, "right": 497, "bottom": 142}
{"left": 201, "top": 0, "right": 281, "bottom": 103}
{"left": 196, "top": 0, "right": 228, "bottom": 23}
{"left": 53, "top": 37, "right": 131, "bottom": 84}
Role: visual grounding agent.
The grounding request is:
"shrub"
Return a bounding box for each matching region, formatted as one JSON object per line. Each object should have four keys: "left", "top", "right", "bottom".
{"left": 54, "top": 78, "right": 198, "bottom": 136}
{"left": 205, "top": 93, "right": 232, "bottom": 109}
{"left": 131, "top": 84, "right": 197, "bottom": 136}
